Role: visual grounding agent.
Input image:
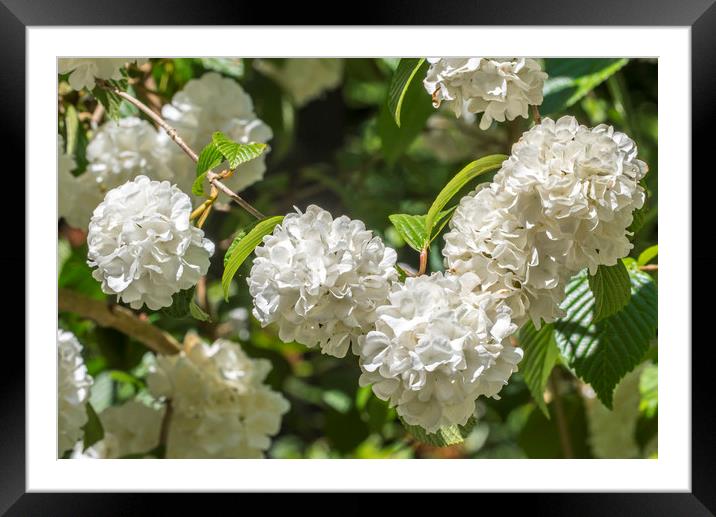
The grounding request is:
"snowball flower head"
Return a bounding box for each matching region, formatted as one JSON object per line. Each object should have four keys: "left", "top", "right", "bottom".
{"left": 147, "top": 337, "right": 290, "bottom": 458}
{"left": 424, "top": 58, "right": 547, "bottom": 129}
{"left": 87, "top": 117, "right": 175, "bottom": 190}
{"left": 358, "top": 272, "right": 522, "bottom": 433}
{"left": 87, "top": 175, "right": 214, "bottom": 310}
{"left": 58, "top": 58, "right": 147, "bottom": 91}
{"left": 58, "top": 330, "right": 93, "bottom": 455}
{"left": 255, "top": 58, "right": 344, "bottom": 107}
{"left": 444, "top": 116, "right": 647, "bottom": 327}
{"left": 161, "top": 72, "right": 273, "bottom": 195}
{"left": 248, "top": 205, "right": 398, "bottom": 358}
{"left": 58, "top": 134, "right": 103, "bottom": 228}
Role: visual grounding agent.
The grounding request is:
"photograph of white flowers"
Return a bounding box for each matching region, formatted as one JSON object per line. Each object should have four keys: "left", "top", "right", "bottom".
{"left": 57, "top": 57, "right": 658, "bottom": 460}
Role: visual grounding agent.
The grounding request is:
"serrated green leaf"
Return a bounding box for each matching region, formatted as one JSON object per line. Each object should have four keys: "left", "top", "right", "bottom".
{"left": 189, "top": 299, "right": 211, "bottom": 322}
{"left": 554, "top": 268, "right": 657, "bottom": 409}
{"left": 82, "top": 403, "right": 104, "bottom": 451}
{"left": 91, "top": 86, "right": 123, "bottom": 121}
{"left": 387, "top": 58, "right": 426, "bottom": 127}
{"left": 637, "top": 245, "right": 658, "bottom": 267}
{"left": 519, "top": 322, "right": 559, "bottom": 418}
{"left": 424, "top": 155, "right": 506, "bottom": 234}
{"left": 388, "top": 214, "right": 428, "bottom": 251}
{"left": 222, "top": 216, "right": 284, "bottom": 301}
{"left": 192, "top": 172, "right": 208, "bottom": 196}
{"left": 401, "top": 416, "right": 476, "bottom": 447}
{"left": 211, "top": 132, "right": 267, "bottom": 169}
{"left": 389, "top": 208, "right": 455, "bottom": 252}
{"left": 541, "top": 58, "right": 629, "bottom": 115}
{"left": 196, "top": 142, "right": 224, "bottom": 176}
{"left": 377, "top": 60, "right": 432, "bottom": 165}
{"left": 588, "top": 261, "right": 632, "bottom": 322}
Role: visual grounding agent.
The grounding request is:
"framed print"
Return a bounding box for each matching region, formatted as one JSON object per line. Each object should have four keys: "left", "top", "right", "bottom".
{"left": 3, "top": 0, "right": 712, "bottom": 513}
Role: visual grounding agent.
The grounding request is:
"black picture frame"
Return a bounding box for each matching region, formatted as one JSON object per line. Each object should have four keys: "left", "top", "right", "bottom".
{"left": 4, "top": 0, "right": 711, "bottom": 513}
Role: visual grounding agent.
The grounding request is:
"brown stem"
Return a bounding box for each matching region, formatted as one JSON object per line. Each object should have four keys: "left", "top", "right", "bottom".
{"left": 417, "top": 248, "right": 428, "bottom": 276}
{"left": 532, "top": 105, "right": 542, "bottom": 125}
{"left": 549, "top": 369, "right": 574, "bottom": 459}
{"left": 639, "top": 264, "right": 658, "bottom": 271}
{"left": 58, "top": 288, "right": 181, "bottom": 355}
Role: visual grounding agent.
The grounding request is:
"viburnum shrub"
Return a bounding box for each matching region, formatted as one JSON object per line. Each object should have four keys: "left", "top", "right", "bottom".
{"left": 57, "top": 57, "right": 658, "bottom": 459}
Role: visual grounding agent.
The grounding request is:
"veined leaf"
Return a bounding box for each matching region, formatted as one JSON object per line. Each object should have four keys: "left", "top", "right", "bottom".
{"left": 519, "top": 322, "right": 559, "bottom": 418}
{"left": 588, "top": 261, "right": 632, "bottom": 322}
{"left": 222, "top": 216, "right": 284, "bottom": 300}
{"left": 401, "top": 416, "right": 476, "bottom": 447}
{"left": 555, "top": 268, "right": 657, "bottom": 409}
{"left": 639, "top": 363, "right": 658, "bottom": 418}
{"left": 424, "top": 155, "right": 506, "bottom": 234}
{"left": 389, "top": 208, "right": 455, "bottom": 252}
{"left": 189, "top": 300, "right": 211, "bottom": 322}
{"left": 387, "top": 58, "right": 426, "bottom": 127}
{"left": 192, "top": 173, "right": 208, "bottom": 196}
{"left": 196, "top": 142, "right": 223, "bottom": 176}
{"left": 212, "top": 132, "right": 267, "bottom": 169}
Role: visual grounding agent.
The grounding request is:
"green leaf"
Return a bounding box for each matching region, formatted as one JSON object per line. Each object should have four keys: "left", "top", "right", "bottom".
{"left": 519, "top": 322, "right": 559, "bottom": 418}
{"left": 192, "top": 172, "right": 208, "bottom": 196}
{"left": 189, "top": 299, "right": 211, "bottom": 322}
{"left": 82, "top": 403, "right": 104, "bottom": 451}
{"left": 389, "top": 208, "right": 456, "bottom": 252}
{"left": 91, "top": 86, "right": 123, "bottom": 121}
{"left": 222, "top": 215, "right": 284, "bottom": 301}
{"left": 541, "top": 58, "right": 629, "bottom": 115}
{"left": 196, "top": 142, "right": 224, "bottom": 176}
{"left": 588, "top": 261, "right": 632, "bottom": 322}
{"left": 388, "top": 213, "right": 428, "bottom": 252}
{"left": 211, "top": 132, "right": 267, "bottom": 169}
{"left": 639, "top": 363, "right": 658, "bottom": 418}
{"left": 638, "top": 245, "right": 658, "bottom": 267}
{"left": 401, "top": 416, "right": 477, "bottom": 447}
{"left": 377, "top": 60, "right": 432, "bottom": 165}
{"left": 224, "top": 228, "right": 249, "bottom": 266}
{"left": 161, "top": 287, "right": 195, "bottom": 319}
{"left": 387, "top": 58, "right": 426, "bottom": 127}
{"left": 554, "top": 268, "right": 658, "bottom": 409}
{"left": 424, "top": 155, "right": 506, "bottom": 234}
{"left": 64, "top": 104, "right": 80, "bottom": 156}
{"left": 199, "top": 57, "right": 244, "bottom": 78}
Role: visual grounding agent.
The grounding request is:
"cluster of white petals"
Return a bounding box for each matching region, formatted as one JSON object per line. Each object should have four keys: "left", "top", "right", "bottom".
{"left": 161, "top": 72, "right": 273, "bottom": 195}
{"left": 248, "top": 205, "right": 398, "bottom": 358}
{"left": 424, "top": 58, "right": 547, "bottom": 130}
{"left": 72, "top": 401, "right": 165, "bottom": 459}
{"left": 58, "top": 135, "right": 103, "bottom": 228}
{"left": 358, "top": 273, "right": 522, "bottom": 433}
{"left": 444, "top": 116, "right": 647, "bottom": 327}
{"left": 58, "top": 58, "right": 147, "bottom": 91}
{"left": 58, "top": 330, "right": 93, "bottom": 455}
{"left": 147, "top": 338, "right": 290, "bottom": 458}
{"left": 87, "top": 175, "right": 214, "bottom": 310}
{"left": 255, "top": 58, "right": 344, "bottom": 107}
{"left": 87, "top": 117, "right": 175, "bottom": 190}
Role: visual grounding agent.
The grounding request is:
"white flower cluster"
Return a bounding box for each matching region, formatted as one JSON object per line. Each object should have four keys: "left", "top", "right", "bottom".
{"left": 58, "top": 135, "right": 103, "bottom": 228}
{"left": 444, "top": 116, "right": 648, "bottom": 327}
{"left": 255, "top": 58, "right": 344, "bottom": 107}
{"left": 161, "top": 72, "right": 273, "bottom": 196}
{"left": 147, "top": 338, "right": 290, "bottom": 458}
{"left": 58, "top": 330, "right": 93, "bottom": 456}
{"left": 248, "top": 205, "right": 398, "bottom": 358}
{"left": 87, "top": 175, "right": 214, "bottom": 310}
{"left": 424, "top": 58, "right": 547, "bottom": 130}
{"left": 358, "top": 273, "right": 521, "bottom": 432}
{"left": 58, "top": 58, "right": 147, "bottom": 91}
{"left": 72, "top": 401, "right": 166, "bottom": 459}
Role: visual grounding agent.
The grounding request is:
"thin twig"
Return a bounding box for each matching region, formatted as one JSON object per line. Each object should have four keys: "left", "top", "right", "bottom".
{"left": 417, "top": 248, "right": 429, "bottom": 276}
{"left": 58, "top": 288, "right": 181, "bottom": 355}
{"left": 549, "top": 369, "right": 574, "bottom": 459}
{"left": 532, "top": 105, "right": 542, "bottom": 125}
{"left": 639, "top": 264, "right": 658, "bottom": 271}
